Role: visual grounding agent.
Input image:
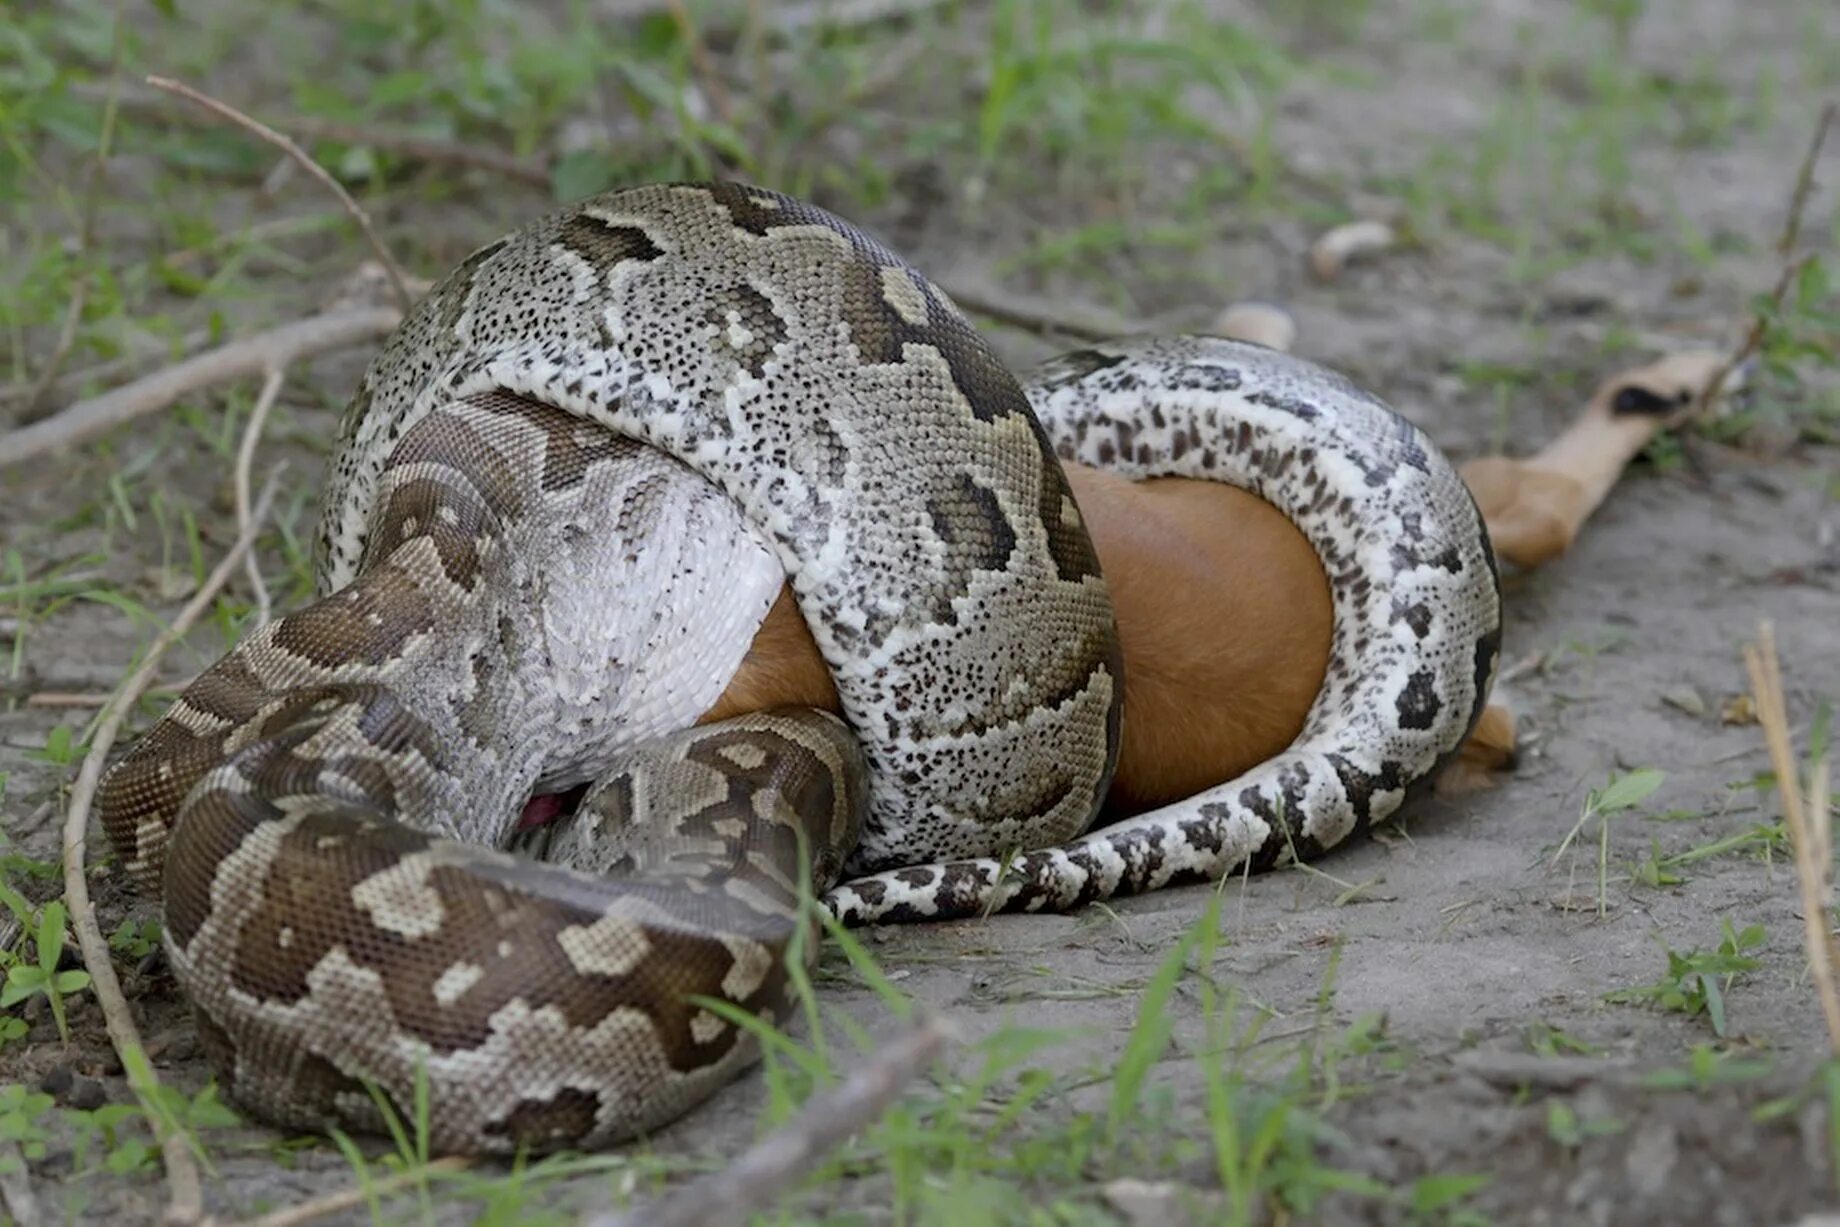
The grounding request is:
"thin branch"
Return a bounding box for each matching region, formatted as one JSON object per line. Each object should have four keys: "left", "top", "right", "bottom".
{"left": 2, "top": 328, "right": 214, "bottom": 414}
{"left": 0, "top": 306, "right": 400, "bottom": 470}
{"left": 79, "top": 81, "right": 553, "bottom": 186}
{"left": 592, "top": 1014, "right": 954, "bottom": 1227}
{"left": 61, "top": 470, "right": 282, "bottom": 1227}
{"left": 19, "top": 280, "right": 90, "bottom": 421}
{"left": 1743, "top": 622, "right": 1840, "bottom": 1054}
{"left": 1694, "top": 101, "right": 1836, "bottom": 418}
{"left": 775, "top": 0, "right": 952, "bottom": 35}
{"left": 0, "top": 1140, "right": 41, "bottom": 1227}
{"left": 25, "top": 687, "right": 186, "bottom": 709}
{"left": 1693, "top": 253, "right": 1816, "bottom": 421}
{"left": 665, "top": 0, "right": 734, "bottom": 127}
{"left": 17, "top": 18, "right": 124, "bottom": 420}
{"left": 234, "top": 369, "right": 286, "bottom": 628}
{"left": 229, "top": 1157, "right": 472, "bottom": 1227}
{"left": 267, "top": 116, "right": 549, "bottom": 186}
{"left": 144, "top": 75, "right": 414, "bottom": 311}
{"left": 1777, "top": 101, "right": 1836, "bottom": 258}
{"left": 938, "top": 279, "right": 1137, "bottom": 341}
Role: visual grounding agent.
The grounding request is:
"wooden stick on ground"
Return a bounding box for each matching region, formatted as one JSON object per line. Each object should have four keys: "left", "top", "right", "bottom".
{"left": 17, "top": 33, "right": 124, "bottom": 421}
{"left": 0, "top": 1139, "right": 42, "bottom": 1227}
{"left": 1743, "top": 622, "right": 1840, "bottom": 1053}
{"left": 74, "top": 82, "right": 555, "bottom": 186}
{"left": 144, "top": 75, "right": 414, "bottom": 312}
{"left": 591, "top": 1014, "right": 955, "bottom": 1227}
{"left": 1457, "top": 348, "right": 1736, "bottom": 570}
{"left": 60, "top": 470, "right": 280, "bottom": 1227}
{"left": 939, "top": 280, "right": 1139, "bottom": 341}
{"left": 665, "top": 0, "right": 734, "bottom": 127}
{"left": 1, "top": 328, "right": 214, "bottom": 417}
{"left": 227, "top": 1156, "right": 472, "bottom": 1227}
{"left": 0, "top": 306, "right": 399, "bottom": 470}
{"left": 24, "top": 686, "right": 187, "bottom": 709}
{"left": 234, "top": 370, "right": 286, "bottom": 628}
{"left": 20, "top": 282, "right": 91, "bottom": 423}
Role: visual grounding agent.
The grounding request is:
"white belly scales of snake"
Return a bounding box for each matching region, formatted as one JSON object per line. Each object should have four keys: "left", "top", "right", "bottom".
{"left": 96, "top": 182, "right": 1501, "bottom": 1153}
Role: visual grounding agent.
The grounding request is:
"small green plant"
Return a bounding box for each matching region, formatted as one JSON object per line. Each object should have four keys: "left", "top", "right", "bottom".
{"left": 1546, "top": 1100, "right": 1624, "bottom": 1149}
{"left": 1641, "top": 1042, "right": 1775, "bottom": 1091}
{"left": 1403, "top": 1171, "right": 1492, "bottom": 1226}
{"left": 1606, "top": 919, "right": 1766, "bottom": 1037}
{"left": 0, "top": 841, "right": 58, "bottom": 884}
{"left": 1705, "top": 252, "right": 1840, "bottom": 445}
{"left": 0, "top": 899, "right": 92, "bottom": 1043}
{"left": 1630, "top": 838, "right": 1685, "bottom": 888}
{"left": 0, "top": 1084, "right": 55, "bottom": 1168}
{"left": 1551, "top": 767, "right": 1666, "bottom": 915}
{"left": 69, "top": 1103, "right": 161, "bottom": 1176}
{"left": 30, "top": 724, "right": 83, "bottom": 766}
{"left": 1526, "top": 1021, "right": 1598, "bottom": 1058}
{"left": 108, "top": 917, "right": 161, "bottom": 961}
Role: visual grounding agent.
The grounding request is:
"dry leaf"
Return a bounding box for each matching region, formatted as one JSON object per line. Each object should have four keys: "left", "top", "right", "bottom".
{"left": 1720, "top": 693, "right": 1758, "bottom": 725}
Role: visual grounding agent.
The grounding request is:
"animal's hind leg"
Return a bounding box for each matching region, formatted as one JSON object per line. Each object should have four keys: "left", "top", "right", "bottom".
{"left": 1459, "top": 350, "right": 1737, "bottom": 570}
{"left": 1440, "top": 349, "right": 1740, "bottom": 790}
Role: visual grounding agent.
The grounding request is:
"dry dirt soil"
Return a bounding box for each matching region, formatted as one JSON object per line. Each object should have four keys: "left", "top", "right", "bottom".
{"left": 1, "top": 1, "right": 1838, "bottom": 1224}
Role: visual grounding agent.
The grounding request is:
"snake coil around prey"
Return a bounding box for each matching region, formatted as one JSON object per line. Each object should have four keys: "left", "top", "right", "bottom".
{"left": 97, "top": 181, "right": 1501, "bottom": 1153}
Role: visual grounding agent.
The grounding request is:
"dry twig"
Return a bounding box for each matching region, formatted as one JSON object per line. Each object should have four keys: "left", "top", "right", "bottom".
{"left": 145, "top": 75, "right": 414, "bottom": 311}
{"left": 939, "top": 280, "right": 1138, "bottom": 341}
{"left": 0, "top": 306, "right": 399, "bottom": 470}
{"left": 176, "top": 102, "right": 547, "bottom": 186}
{"left": 258, "top": 116, "right": 547, "bottom": 186}
{"left": 0, "top": 1139, "right": 41, "bottom": 1227}
{"left": 592, "top": 1014, "right": 955, "bottom": 1227}
{"left": 228, "top": 1156, "right": 472, "bottom": 1227}
{"left": 77, "top": 82, "right": 554, "bottom": 186}
{"left": 25, "top": 687, "right": 186, "bottom": 709}
{"left": 1694, "top": 101, "right": 1836, "bottom": 419}
{"left": 665, "top": 0, "right": 735, "bottom": 125}
{"left": 234, "top": 369, "right": 286, "bottom": 627}
{"left": 1743, "top": 622, "right": 1840, "bottom": 1054}
{"left": 1, "top": 328, "right": 214, "bottom": 413}
{"left": 20, "top": 281, "right": 91, "bottom": 423}
{"left": 60, "top": 468, "right": 281, "bottom": 1227}
{"left": 18, "top": 29, "right": 124, "bottom": 419}
{"left": 775, "top": 0, "right": 951, "bottom": 34}
{"left": 1776, "top": 101, "right": 1837, "bottom": 259}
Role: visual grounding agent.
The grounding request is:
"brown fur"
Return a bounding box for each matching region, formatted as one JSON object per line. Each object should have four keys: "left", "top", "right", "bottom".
{"left": 701, "top": 462, "right": 1334, "bottom": 816}
{"left": 703, "top": 350, "right": 1736, "bottom": 827}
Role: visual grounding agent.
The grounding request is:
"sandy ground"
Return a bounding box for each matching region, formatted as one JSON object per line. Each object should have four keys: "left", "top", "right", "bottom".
{"left": 2, "top": 0, "right": 1838, "bottom": 1223}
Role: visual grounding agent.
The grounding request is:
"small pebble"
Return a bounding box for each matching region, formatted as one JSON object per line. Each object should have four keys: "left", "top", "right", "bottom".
{"left": 1309, "top": 219, "right": 1398, "bottom": 281}
{"left": 38, "top": 1064, "right": 74, "bottom": 1096}
{"left": 157, "top": 1033, "right": 201, "bottom": 1064}
{"left": 67, "top": 1076, "right": 107, "bottom": 1111}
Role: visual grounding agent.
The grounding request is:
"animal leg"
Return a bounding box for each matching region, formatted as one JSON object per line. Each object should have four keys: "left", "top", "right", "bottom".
{"left": 1439, "top": 348, "right": 1741, "bottom": 788}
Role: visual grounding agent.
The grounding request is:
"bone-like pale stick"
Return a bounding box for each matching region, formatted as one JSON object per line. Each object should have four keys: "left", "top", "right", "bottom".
{"left": 1443, "top": 349, "right": 1736, "bottom": 784}
{"left": 1458, "top": 350, "right": 1731, "bottom": 569}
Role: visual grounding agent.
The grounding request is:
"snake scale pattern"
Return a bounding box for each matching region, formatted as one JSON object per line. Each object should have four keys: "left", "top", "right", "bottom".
{"left": 97, "top": 182, "right": 1501, "bottom": 1153}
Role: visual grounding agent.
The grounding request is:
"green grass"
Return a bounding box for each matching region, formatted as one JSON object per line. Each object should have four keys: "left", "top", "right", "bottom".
{"left": 1606, "top": 919, "right": 1768, "bottom": 1039}
{"left": 2, "top": 0, "right": 1838, "bottom": 1222}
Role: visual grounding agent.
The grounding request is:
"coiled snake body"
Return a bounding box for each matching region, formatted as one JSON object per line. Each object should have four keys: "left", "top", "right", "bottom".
{"left": 98, "top": 183, "right": 1501, "bottom": 1153}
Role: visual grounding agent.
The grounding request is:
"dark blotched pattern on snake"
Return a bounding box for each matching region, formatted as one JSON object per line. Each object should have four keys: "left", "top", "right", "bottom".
{"left": 98, "top": 183, "right": 1500, "bottom": 1153}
